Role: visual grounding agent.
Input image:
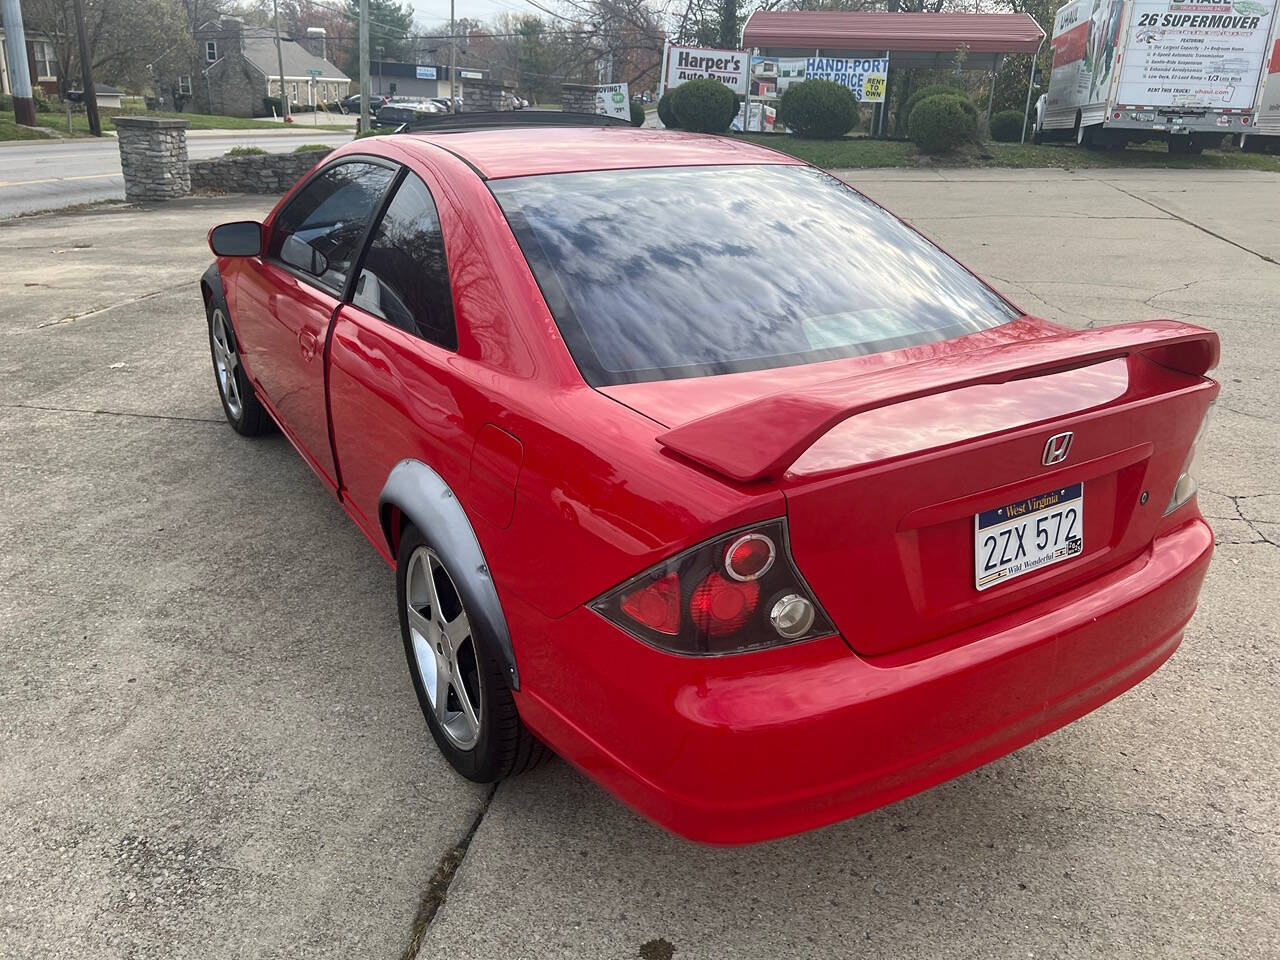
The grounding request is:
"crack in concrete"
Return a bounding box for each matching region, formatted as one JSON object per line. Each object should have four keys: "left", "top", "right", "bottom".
{"left": 1219, "top": 403, "right": 1278, "bottom": 424}
{"left": 399, "top": 784, "right": 497, "bottom": 960}
{"left": 0, "top": 402, "right": 224, "bottom": 424}
{"left": 1091, "top": 178, "right": 1279, "bottom": 265}
{"left": 1143, "top": 278, "right": 1206, "bottom": 308}
{"left": 985, "top": 273, "right": 1115, "bottom": 328}
{"left": 24, "top": 281, "right": 197, "bottom": 331}
{"left": 1204, "top": 488, "right": 1280, "bottom": 548}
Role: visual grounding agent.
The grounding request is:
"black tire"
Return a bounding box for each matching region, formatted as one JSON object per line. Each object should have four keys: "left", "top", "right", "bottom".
{"left": 1077, "top": 122, "right": 1104, "bottom": 150}
{"left": 396, "top": 524, "right": 549, "bottom": 782}
{"left": 206, "top": 291, "right": 270, "bottom": 436}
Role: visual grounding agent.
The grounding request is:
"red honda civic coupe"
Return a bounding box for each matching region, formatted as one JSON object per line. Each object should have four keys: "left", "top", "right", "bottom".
{"left": 200, "top": 117, "right": 1218, "bottom": 844}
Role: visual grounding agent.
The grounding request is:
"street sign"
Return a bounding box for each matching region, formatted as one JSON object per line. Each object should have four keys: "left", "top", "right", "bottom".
{"left": 307, "top": 68, "right": 322, "bottom": 78}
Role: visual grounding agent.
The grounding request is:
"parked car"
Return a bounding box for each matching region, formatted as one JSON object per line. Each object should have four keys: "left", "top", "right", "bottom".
{"left": 340, "top": 93, "right": 388, "bottom": 114}
{"left": 200, "top": 123, "right": 1218, "bottom": 844}
{"left": 375, "top": 97, "right": 443, "bottom": 126}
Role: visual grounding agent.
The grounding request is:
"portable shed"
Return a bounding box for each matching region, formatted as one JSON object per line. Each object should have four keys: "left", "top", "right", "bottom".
{"left": 741, "top": 11, "right": 1046, "bottom": 137}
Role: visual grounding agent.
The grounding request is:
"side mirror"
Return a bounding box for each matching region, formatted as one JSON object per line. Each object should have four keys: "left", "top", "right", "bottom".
{"left": 280, "top": 233, "right": 329, "bottom": 277}
{"left": 209, "top": 221, "right": 262, "bottom": 257}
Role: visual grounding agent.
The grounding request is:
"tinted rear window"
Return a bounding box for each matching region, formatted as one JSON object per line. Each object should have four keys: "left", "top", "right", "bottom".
{"left": 490, "top": 164, "right": 1020, "bottom": 386}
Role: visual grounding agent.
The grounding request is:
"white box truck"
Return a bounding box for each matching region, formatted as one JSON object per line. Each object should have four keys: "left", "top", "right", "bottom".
{"left": 1032, "top": 0, "right": 1278, "bottom": 153}
{"left": 1241, "top": 7, "right": 1280, "bottom": 150}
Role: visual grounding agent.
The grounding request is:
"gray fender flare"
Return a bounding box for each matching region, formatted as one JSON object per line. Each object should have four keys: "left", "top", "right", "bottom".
{"left": 200, "top": 262, "right": 225, "bottom": 309}
{"left": 379, "top": 459, "right": 519, "bottom": 689}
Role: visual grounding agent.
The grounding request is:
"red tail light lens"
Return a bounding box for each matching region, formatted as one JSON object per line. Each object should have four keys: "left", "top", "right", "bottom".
{"left": 591, "top": 519, "right": 833, "bottom": 655}
{"left": 620, "top": 573, "right": 681, "bottom": 636}
{"left": 690, "top": 574, "right": 759, "bottom": 636}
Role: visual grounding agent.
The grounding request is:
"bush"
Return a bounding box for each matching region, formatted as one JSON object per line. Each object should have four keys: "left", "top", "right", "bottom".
{"left": 989, "top": 109, "right": 1025, "bottom": 142}
{"left": 629, "top": 100, "right": 645, "bottom": 127}
{"left": 902, "top": 83, "right": 967, "bottom": 124}
{"left": 292, "top": 143, "right": 332, "bottom": 153}
{"left": 908, "top": 95, "right": 973, "bottom": 154}
{"left": 777, "top": 78, "right": 859, "bottom": 139}
{"left": 656, "top": 90, "right": 679, "bottom": 128}
{"left": 226, "top": 145, "right": 267, "bottom": 157}
{"left": 671, "top": 77, "right": 736, "bottom": 133}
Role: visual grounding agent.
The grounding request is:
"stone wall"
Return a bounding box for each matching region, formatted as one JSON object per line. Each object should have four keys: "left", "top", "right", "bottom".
{"left": 560, "top": 83, "right": 597, "bottom": 114}
{"left": 463, "top": 80, "right": 514, "bottom": 112}
{"left": 115, "top": 117, "right": 191, "bottom": 201}
{"left": 191, "top": 148, "right": 332, "bottom": 194}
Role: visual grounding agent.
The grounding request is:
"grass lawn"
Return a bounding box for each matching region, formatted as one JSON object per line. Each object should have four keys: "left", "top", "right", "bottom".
{"left": 22, "top": 109, "right": 348, "bottom": 138}
{"left": 0, "top": 117, "right": 54, "bottom": 140}
{"left": 732, "top": 133, "right": 1280, "bottom": 172}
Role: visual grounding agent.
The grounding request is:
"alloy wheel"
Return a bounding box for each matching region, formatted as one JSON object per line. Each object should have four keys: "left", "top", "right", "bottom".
{"left": 405, "top": 546, "right": 483, "bottom": 750}
{"left": 210, "top": 308, "right": 243, "bottom": 419}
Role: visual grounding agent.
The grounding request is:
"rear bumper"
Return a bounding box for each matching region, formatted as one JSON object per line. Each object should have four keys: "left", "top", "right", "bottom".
{"left": 514, "top": 517, "right": 1213, "bottom": 845}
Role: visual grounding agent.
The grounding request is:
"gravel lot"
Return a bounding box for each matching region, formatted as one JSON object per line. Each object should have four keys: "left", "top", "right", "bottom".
{"left": 1, "top": 169, "right": 1276, "bottom": 959}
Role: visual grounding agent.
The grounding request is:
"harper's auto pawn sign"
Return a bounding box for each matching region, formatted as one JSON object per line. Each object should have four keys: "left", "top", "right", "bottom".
{"left": 664, "top": 45, "right": 750, "bottom": 95}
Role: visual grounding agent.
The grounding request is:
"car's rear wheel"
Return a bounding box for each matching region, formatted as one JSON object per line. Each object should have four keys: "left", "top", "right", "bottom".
{"left": 206, "top": 295, "right": 269, "bottom": 435}
{"left": 396, "top": 524, "right": 548, "bottom": 782}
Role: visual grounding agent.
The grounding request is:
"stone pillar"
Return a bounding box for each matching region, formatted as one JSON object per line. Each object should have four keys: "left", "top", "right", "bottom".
{"left": 560, "top": 83, "right": 598, "bottom": 115}
{"left": 114, "top": 117, "right": 192, "bottom": 202}
{"left": 463, "top": 81, "right": 514, "bottom": 112}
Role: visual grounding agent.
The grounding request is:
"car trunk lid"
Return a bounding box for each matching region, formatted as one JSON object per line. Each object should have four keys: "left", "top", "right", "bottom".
{"left": 628, "top": 320, "right": 1220, "bottom": 658}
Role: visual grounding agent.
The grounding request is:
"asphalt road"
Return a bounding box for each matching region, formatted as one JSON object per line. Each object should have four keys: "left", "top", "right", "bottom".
{"left": 0, "top": 130, "right": 351, "bottom": 218}
{"left": 0, "top": 169, "right": 1276, "bottom": 959}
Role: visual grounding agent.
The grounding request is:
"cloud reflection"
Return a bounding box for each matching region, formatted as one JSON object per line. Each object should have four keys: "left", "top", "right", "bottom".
{"left": 491, "top": 165, "right": 1021, "bottom": 386}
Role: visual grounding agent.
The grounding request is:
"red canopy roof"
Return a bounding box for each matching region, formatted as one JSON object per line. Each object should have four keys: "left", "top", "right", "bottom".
{"left": 742, "top": 11, "right": 1045, "bottom": 55}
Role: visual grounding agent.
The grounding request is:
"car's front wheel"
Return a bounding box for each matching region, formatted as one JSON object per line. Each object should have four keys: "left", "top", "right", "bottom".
{"left": 206, "top": 295, "right": 269, "bottom": 435}
{"left": 396, "top": 524, "right": 548, "bottom": 782}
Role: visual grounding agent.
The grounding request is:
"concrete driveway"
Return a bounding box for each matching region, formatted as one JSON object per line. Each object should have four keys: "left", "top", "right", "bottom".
{"left": 0, "top": 169, "right": 1276, "bottom": 959}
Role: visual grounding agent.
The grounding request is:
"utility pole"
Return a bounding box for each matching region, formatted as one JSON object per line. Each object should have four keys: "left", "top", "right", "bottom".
{"left": 448, "top": 0, "right": 457, "bottom": 111}
{"left": 272, "top": 0, "right": 290, "bottom": 122}
{"left": 70, "top": 0, "right": 101, "bottom": 135}
{"left": 0, "top": 0, "right": 37, "bottom": 126}
{"left": 359, "top": 0, "right": 370, "bottom": 129}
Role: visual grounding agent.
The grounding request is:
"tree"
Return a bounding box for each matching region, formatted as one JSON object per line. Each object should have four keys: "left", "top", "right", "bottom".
{"left": 24, "top": 0, "right": 190, "bottom": 94}
{"left": 342, "top": 0, "right": 413, "bottom": 72}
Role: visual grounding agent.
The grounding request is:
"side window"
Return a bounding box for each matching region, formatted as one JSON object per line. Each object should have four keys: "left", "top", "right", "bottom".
{"left": 268, "top": 161, "right": 394, "bottom": 294}
{"left": 353, "top": 172, "right": 457, "bottom": 350}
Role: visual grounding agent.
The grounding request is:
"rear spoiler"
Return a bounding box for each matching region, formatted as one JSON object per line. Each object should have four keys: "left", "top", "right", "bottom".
{"left": 657, "top": 320, "right": 1219, "bottom": 484}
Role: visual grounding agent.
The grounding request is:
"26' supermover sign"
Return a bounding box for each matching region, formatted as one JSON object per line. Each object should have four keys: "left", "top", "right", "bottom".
{"left": 664, "top": 45, "right": 750, "bottom": 94}
{"left": 1116, "top": 0, "right": 1276, "bottom": 110}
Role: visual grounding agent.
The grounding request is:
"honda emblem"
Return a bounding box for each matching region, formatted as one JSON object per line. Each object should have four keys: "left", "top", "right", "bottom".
{"left": 1042, "top": 432, "right": 1074, "bottom": 466}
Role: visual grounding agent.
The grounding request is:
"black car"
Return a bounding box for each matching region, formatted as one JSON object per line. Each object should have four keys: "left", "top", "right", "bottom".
{"left": 340, "top": 93, "right": 389, "bottom": 114}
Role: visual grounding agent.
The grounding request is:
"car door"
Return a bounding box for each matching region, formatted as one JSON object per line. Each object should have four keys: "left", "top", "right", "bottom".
{"left": 326, "top": 167, "right": 469, "bottom": 541}
{"left": 235, "top": 158, "right": 396, "bottom": 488}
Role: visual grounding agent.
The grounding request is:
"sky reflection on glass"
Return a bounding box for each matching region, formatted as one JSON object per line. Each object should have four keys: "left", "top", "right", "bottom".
{"left": 492, "top": 165, "right": 1021, "bottom": 386}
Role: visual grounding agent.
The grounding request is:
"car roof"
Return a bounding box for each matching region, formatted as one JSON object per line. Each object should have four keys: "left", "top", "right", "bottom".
{"left": 394, "top": 126, "right": 804, "bottom": 180}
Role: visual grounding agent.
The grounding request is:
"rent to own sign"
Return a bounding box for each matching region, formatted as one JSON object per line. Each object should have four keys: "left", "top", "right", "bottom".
{"left": 804, "top": 57, "right": 889, "bottom": 102}
{"left": 665, "top": 45, "right": 750, "bottom": 95}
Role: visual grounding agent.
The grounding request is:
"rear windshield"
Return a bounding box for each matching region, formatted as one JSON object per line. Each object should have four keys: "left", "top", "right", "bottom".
{"left": 490, "top": 164, "right": 1020, "bottom": 386}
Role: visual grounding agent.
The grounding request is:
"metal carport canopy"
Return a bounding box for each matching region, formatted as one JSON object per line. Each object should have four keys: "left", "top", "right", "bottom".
{"left": 741, "top": 11, "right": 1045, "bottom": 70}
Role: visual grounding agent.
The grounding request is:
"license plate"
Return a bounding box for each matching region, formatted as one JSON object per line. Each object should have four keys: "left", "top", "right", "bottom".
{"left": 974, "top": 484, "right": 1084, "bottom": 591}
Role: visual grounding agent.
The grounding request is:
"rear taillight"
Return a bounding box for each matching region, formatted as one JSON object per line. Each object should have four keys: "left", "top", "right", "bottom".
{"left": 1165, "top": 403, "right": 1212, "bottom": 515}
{"left": 590, "top": 519, "right": 833, "bottom": 655}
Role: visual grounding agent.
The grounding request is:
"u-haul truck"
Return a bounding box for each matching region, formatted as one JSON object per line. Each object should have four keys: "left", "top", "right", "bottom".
{"left": 1033, "top": 0, "right": 1278, "bottom": 152}
{"left": 1241, "top": 9, "right": 1280, "bottom": 150}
